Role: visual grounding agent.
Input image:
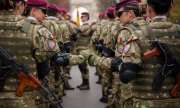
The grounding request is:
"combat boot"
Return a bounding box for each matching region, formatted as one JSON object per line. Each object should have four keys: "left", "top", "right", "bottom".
{"left": 77, "top": 78, "right": 86, "bottom": 88}
{"left": 99, "top": 90, "right": 108, "bottom": 103}
{"left": 79, "top": 79, "right": 90, "bottom": 90}
{"left": 96, "top": 76, "right": 101, "bottom": 84}
{"left": 64, "top": 80, "right": 75, "bottom": 90}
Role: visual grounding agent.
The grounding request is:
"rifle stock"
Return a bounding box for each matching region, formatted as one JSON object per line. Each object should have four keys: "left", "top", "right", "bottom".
{"left": 143, "top": 47, "right": 160, "bottom": 60}
{"left": 16, "top": 72, "right": 38, "bottom": 96}
{"left": 143, "top": 41, "right": 180, "bottom": 97}
{"left": 171, "top": 73, "right": 180, "bottom": 97}
{"left": 0, "top": 47, "right": 62, "bottom": 108}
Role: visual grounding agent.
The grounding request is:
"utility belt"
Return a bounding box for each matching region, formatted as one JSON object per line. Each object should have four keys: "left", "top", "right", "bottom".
{"left": 102, "top": 47, "right": 115, "bottom": 57}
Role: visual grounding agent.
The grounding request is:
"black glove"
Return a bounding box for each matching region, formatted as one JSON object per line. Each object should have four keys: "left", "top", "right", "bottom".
{"left": 59, "top": 45, "right": 66, "bottom": 53}
{"left": 111, "top": 56, "right": 122, "bottom": 72}
{"left": 51, "top": 52, "right": 69, "bottom": 66}
{"left": 70, "top": 33, "right": 78, "bottom": 41}
{"left": 64, "top": 42, "right": 71, "bottom": 53}
{"left": 76, "top": 28, "right": 82, "bottom": 33}
{"left": 36, "top": 60, "right": 50, "bottom": 80}
{"left": 120, "top": 63, "right": 140, "bottom": 83}
{"left": 94, "top": 43, "right": 103, "bottom": 53}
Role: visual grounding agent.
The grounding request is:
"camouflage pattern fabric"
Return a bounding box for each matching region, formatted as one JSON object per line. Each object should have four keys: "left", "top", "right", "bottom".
{"left": 118, "top": 17, "right": 180, "bottom": 108}
{"left": 0, "top": 92, "right": 36, "bottom": 108}
{"left": 43, "top": 17, "right": 64, "bottom": 98}
{"left": 0, "top": 10, "right": 39, "bottom": 108}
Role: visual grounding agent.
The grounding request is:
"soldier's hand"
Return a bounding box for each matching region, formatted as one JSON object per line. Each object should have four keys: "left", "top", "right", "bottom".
{"left": 111, "top": 56, "right": 122, "bottom": 72}
{"left": 80, "top": 50, "right": 95, "bottom": 60}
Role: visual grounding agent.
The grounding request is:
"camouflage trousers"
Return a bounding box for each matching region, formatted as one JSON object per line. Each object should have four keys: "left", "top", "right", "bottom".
{"left": 108, "top": 72, "right": 121, "bottom": 108}
{"left": 101, "top": 70, "right": 113, "bottom": 96}
{"left": 121, "top": 97, "right": 180, "bottom": 108}
{"left": 75, "top": 46, "right": 90, "bottom": 80}
{"left": 48, "top": 68, "right": 64, "bottom": 97}
{"left": 0, "top": 92, "right": 38, "bottom": 108}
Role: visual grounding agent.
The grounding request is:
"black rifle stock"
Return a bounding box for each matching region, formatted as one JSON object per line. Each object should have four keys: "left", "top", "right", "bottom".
{"left": 144, "top": 40, "right": 180, "bottom": 97}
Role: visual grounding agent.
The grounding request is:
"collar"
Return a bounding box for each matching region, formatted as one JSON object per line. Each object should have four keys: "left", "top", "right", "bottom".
{"left": 27, "top": 16, "right": 38, "bottom": 21}
{"left": 46, "top": 16, "right": 59, "bottom": 21}
{"left": 27, "top": 16, "right": 40, "bottom": 24}
{"left": 152, "top": 16, "right": 167, "bottom": 20}
{"left": 82, "top": 21, "right": 89, "bottom": 25}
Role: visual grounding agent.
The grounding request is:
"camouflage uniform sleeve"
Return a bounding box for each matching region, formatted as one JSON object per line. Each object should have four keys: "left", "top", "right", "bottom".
{"left": 43, "top": 20, "right": 63, "bottom": 43}
{"left": 80, "top": 24, "right": 91, "bottom": 36}
{"left": 59, "top": 23, "right": 70, "bottom": 43}
{"left": 91, "top": 23, "right": 101, "bottom": 43}
{"left": 67, "top": 53, "right": 85, "bottom": 65}
{"left": 33, "top": 25, "right": 59, "bottom": 62}
{"left": 80, "top": 50, "right": 112, "bottom": 70}
{"left": 68, "top": 22, "right": 77, "bottom": 35}
{"left": 115, "top": 29, "right": 142, "bottom": 64}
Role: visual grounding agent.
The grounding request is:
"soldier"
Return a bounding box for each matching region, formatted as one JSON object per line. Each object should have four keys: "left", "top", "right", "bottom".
{"left": 76, "top": 12, "right": 92, "bottom": 90}
{"left": 98, "top": 7, "right": 116, "bottom": 104}
{"left": 82, "top": 0, "right": 147, "bottom": 108}
{"left": 0, "top": 0, "right": 49, "bottom": 107}
{"left": 120, "top": 0, "right": 180, "bottom": 107}
{"left": 91, "top": 12, "right": 107, "bottom": 85}
{"left": 82, "top": 0, "right": 180, "bottom": 107}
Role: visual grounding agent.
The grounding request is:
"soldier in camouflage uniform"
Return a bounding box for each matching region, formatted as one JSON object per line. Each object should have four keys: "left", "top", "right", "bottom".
{"left": 57, "top": 8, "right": 76, "bottom": 90}
{"left": 98, "top": 7, "right": 116, "bottom": 104}
{"left": 0, "top": 0, "right": 36, "bottom": 108}
{"left": 43, "top": 4, "right": 64, "bottom": 99}
{"left": 76, "top": 12, "right": 92, "bottom": 90}
{"left": 91, "top": 12, "right": 106, "bottom": 84}
{"left": 118, "top": 0, "right": 180, "bottom": 107}
{"left": 82, "top": 0, "right": 180, "bottom": 107}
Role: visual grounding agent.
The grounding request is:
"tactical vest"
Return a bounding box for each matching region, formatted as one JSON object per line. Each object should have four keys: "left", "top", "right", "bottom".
{"left": 104, "top": 20, "right": 117, "bottom": 51}
{"left": 0, "top": 18, "right": 36, "bottom": 92}
{"left": 57, "top": 21, "right": 71, "bottom": 43}
{"left": 125, "top": 18, "right": 180, "bottom": 100}
{"left": 76, "top": 23, "right": 92, "bottom": 46}
{"left": 43, "top": 19, "right": 63, "bottom": 43}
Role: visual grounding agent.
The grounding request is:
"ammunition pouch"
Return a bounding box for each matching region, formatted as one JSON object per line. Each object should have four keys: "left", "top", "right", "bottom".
{"left": 120, "top": 63, "right": 140, "bottom": 83}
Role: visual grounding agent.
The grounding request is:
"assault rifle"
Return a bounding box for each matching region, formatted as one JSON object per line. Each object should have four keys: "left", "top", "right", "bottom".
{"left": 0, "top": 47, "right": 63, "bottom": 108}
{"left": 144, "top": 40, "right": 180, "bottom": 97}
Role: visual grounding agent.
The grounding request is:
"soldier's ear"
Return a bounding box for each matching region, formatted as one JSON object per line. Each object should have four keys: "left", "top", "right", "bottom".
{"left": 30, "top": 8, "right": 36, "bottom": 16}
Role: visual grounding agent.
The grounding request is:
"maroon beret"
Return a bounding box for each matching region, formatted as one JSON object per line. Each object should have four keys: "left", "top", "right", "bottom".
{"left": 59, "top": 8, "right": 67, "bottom": 14}
{"left": 47, "top": 4, "right": 59, "bottom": 12}
{"left": 27, "top": 0, "right": 47, "bottom": 9}
{"left": 106, "top": 7, "right": 115, "bottom": 14}
{"left": 116, "top": 0, "right": 139, "bottom": 11}
{"left": 99, "top": 12, "right": 106, "bottom": 18}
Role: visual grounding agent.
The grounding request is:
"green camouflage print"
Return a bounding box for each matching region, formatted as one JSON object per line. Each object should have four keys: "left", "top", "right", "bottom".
{"left": 0, "top": 10, "right": 38, "bottom": 108}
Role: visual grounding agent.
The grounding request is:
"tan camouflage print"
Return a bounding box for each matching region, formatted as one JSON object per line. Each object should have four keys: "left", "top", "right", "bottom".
{"left": 25, "top": 17, "right": 60, "bottom": 63}
{"left": 43, "top": 18, "right": 63, "bottom": 43}
{"left": 57, "top": 20, "right": 71, "bottom": 43}
{"left": 0, "top": 92, "right": 36, "bottom": 108}
{"left": 91, "top": 19, "right": 107, "bottom": 43}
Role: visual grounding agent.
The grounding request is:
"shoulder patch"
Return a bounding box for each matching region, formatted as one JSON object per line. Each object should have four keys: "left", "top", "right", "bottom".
{"left": 21, "top": 20, "right": 31, "bottom": 33}
{"left": 48, "top": 40, "right": 57, "bottom": 50}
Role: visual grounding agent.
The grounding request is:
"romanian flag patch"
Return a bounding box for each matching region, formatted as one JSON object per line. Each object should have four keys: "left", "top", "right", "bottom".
{"left": 48, "top": 40, "right": 56, "bottom": 50}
